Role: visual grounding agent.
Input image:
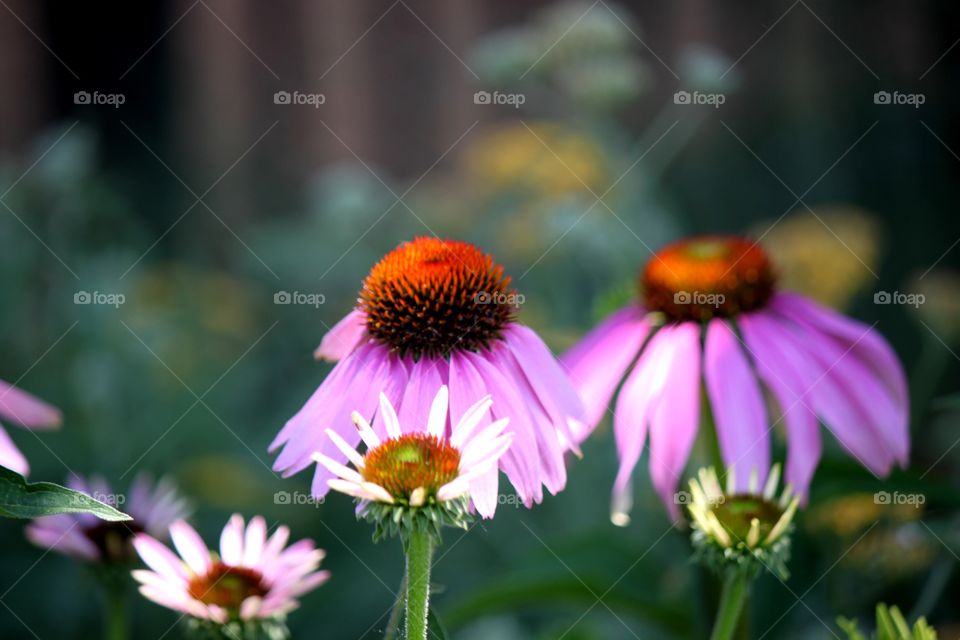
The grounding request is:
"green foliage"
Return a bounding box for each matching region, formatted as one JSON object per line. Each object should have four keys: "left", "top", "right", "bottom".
{"left": 0, "top": 467, "right": 129, "bottom": 521}
{"left": 838, "top": 604, "right": 938, "bottom": 640}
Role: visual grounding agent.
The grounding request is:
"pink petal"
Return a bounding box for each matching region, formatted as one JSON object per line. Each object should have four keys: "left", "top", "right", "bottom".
{"left": 25, "top": 522, "right": 99, "bottom": 560}
{"left": 448, "top": 353, "right": 500, "bottom": 516}
{"left": 647, "top": 323, "right": 702, "bottom": 519}
{"left": 243, "top": 516, "right": 267, "bottom": 567}
{"left": 313, "top": 309, "right": 369, "bottom": 361}
{"left": 0, "top": 425, "right": 29, "bottom": 476}
{"left": 0, "top": 380, "right": 61, "bottom": 429}
{"left": 610, "top": 327, "right": 674, "bottom": 523}
{"left": 772, "top": 293, "right": 908, "bottom": 466}
{"left": 133, "top": 534, "right": 188, "bottom": 583}
{"left": 560, "top": 306, "right": 650, "bottom": 435}
{"left": 394, "top": 357, "right": 445, "bottom": 436}
{"left": 704, "top": 319, "right": 769, "bottom": 493}
{"left": 169, "top": 520, "right": 211, "bottom": 575}
{"left": 220, "top": 514, "right": 245, "bottom": 566}
{"left": 739, "top": 312, "right": 821, "bottom": 498}
{"left": 501, "top": 324, "right": 586, "bottom": 447}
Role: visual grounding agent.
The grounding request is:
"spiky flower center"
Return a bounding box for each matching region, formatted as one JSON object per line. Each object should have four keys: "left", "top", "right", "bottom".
{"left": 83, "top": 521, "right": 145, "bottom": 563}
{"left": 360, "top": 237, "right": 517, "bottom": 358}
{"left": 711, "top": 495, "right": 786, "bottom": 545}
{"left": 362, "top": 433, "right": 461, "bottom": 501}
{"left": 643, "top": 236, "right": 776, "bottom": 321}
{"left": 188, "top": 563, "right": 268, "bottom": 611}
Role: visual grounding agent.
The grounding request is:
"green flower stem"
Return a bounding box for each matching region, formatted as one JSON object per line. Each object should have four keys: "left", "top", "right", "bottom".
{"left": 103, "top": 584, "right": 127, "bottom": 640}
{"left": 405, "top": 530, "right": 435, "bottom": 640}
{"left": 710, "top": 572, "right": 750, "bottom": 640}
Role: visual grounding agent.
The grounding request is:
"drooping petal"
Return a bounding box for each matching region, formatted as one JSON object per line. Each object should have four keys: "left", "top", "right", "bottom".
{"left": 647, "top": 322, "right": 702, "bottom": 519}
{"left": 313, "top": 309, "right": 369, "bottom": 361}
{"left": 394, "top": 357, "right": 445, "bottom": 435}
{"left": 609, "top": 326, "right": 672, "bottom": 524}
{"left": 426, "top": 385, "right": 449, "bottom": 437}
{"left": 738, "top": 312, "right": 821, "bottom": 498}
{"left": 560, "top": 306, "right": 650, "bottom": 434}
{"left": 500, "top": 324, "right": 586, "bottom": 448}
{"left": 758, "top": 311, "right": 894, "bottom": 477}
{"left": 772, "top": 293, "right": 908, "bottom": 466}
{"left": 704, "top": 319, "right": 770, "bottom": 493}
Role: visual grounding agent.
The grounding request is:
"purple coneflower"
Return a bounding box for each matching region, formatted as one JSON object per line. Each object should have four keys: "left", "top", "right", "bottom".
{"left": 314, "top": 385, "right": 513, "bottom": 518}
{"left": 0, "top": 379, "right": 61, "bottom": 475}
{"left": 26, "top": 474, "right": 189, "bottom": 563}
{"left": 561, "top": 235, "right": 908, "bottom": 522}
{"left": 132, "top": 514, "right": 328, "bottom": 625}
{"left": 271, "top": 237, "right": 584, "bottom": 508}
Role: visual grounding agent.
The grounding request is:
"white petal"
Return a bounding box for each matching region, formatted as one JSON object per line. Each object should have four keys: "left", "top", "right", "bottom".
{"left": 327, "top": 478, "right": 374, "bottom": 500}
{"left": 409, "top": 487, "right": 426, "bottom": 507}
{"left": 242, "top": 516, "right": 267, "bottom": 567}
{"left": 379, "top": 392, "right": 402, "bottom": 439}
{"left": 220, "top": 514, "right": 245, "bottom": 565}
{"left": 361, "top": 481, "right": 395, "bottom": 504}
{"left": 312, "top": 452, "right": 364, "bottom": 484}
{"left": 351, "top": 411, "right": 381, "bottom": 449}
{"left": 427, "top": 386, "right": 449, "bottom": 437}
{"left": 325, "top": 428, "right": 365, "bottom": 469}
{"left": 169, "top": 521, "right": 211, "bottom": 575}
{"left": 450, "top": 395, "right": 494, "bottom": 448}
{"left": 436, "top": 478, "right": 471, "bottom": 502}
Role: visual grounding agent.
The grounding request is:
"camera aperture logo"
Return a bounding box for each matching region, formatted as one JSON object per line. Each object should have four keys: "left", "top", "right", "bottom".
{"left": 674, "top": 90, "right": 725, "bottom": 108}
{"left": 274, "top": 290, "right": 326, "bottom": 308}
{"left": 74, "top": 90, "right": 125, "bottom": 108}
{"left": 274, "top": 90, "right": 326, "bottom": 108}
{"left": 673, "top": 290, "right": 725, "bottom": 308}
{"left": 473, "top": 90, "right": 526, "bottom": 109}
{"left": 873, "top": 90, "right": 924, "bottom": 108}
{"left": 74, "top": 290, "right": 125, "bottom": 308}
{"left": 874, "top": 290, "right": 925, "bottom": 308}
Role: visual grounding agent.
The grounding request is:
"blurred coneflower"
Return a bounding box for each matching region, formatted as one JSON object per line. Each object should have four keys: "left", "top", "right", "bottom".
{"left": 26, "top": 474, "right": 188, "bottom": 564}
{"left": 562, "top": 235, "right": 909, "bottom": 522}
{"left": 0, "top": 379, "right": 61, "bottom": 475}
{"left": 133, "top": 514, "right": 328, "bottom": 638}
{"left": 271, "top": 237, "right": 585, "bottom": 513}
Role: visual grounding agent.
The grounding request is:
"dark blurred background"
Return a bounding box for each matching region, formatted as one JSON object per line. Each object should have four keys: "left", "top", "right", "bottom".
{"left": 1, "top": 1, "right": 959, "bottom": 638}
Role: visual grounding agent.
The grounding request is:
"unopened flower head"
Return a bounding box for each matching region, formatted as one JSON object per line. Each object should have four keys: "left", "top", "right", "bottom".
{"left": 561, "top": 234, "right": 908, "bottom": 523}
{"left": 687, "top": 464, "right": 799, "bottom": 579}
{"left": 271, "top": 238, "right": 585, "bottom": 515}
{"left": 313, "top": 385, "right": 513, "bottom": 540}
{"left": 26, "top": 474, "right": 188, "bottom": 564}
{"left": 132, "top": 514, "right": 328, "bottom": 637}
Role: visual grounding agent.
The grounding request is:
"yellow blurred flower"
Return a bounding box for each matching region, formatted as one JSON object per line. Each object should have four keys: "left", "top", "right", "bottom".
{"left": 908, "top": 268, "right": 960, "bottom": 342}
{"left": 806, "top": 492, "right": 920, "bottom": 538}
{"left": 755, "top": 206, "right": 882, "bottom": 310}
{"left": 465, "top": 121, "right": 609, "bottom": 198}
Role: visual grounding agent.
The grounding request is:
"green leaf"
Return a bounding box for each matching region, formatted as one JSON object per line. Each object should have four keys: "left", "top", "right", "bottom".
{"left": 427, "top": 608, "right": 450, "bottom": 640}
{"left": 0, "top": 467, "right": 130, "bottom": 521}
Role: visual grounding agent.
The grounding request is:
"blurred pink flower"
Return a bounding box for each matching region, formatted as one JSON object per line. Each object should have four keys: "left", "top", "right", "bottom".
{"left": 271, "top": 237, "right": 584, "bottom": 510}
{"left": 132, "top": 514, "right": 328, "bottom": 623}
{"left": 26, "top": 474, "right": 189, "bottom": 563}
{"left": 562, "top": 236, "right": 908, "bottom": 522}
{"left": 0, "top": 379, "right": 61, "bottom": 475}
